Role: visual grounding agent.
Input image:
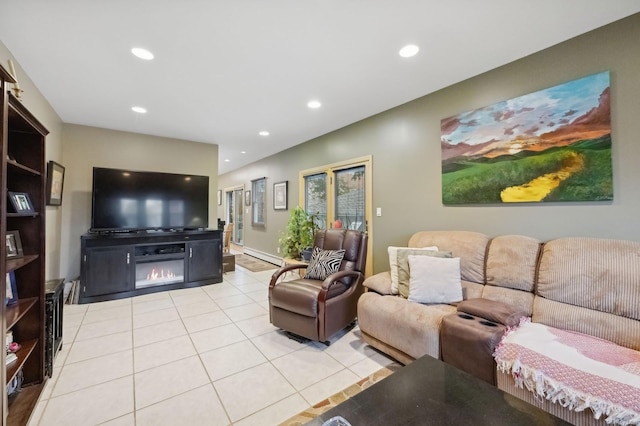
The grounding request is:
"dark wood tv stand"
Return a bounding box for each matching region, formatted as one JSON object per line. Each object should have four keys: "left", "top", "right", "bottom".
{"left": 79, "top": 230, "right": 222, "bottom": 304}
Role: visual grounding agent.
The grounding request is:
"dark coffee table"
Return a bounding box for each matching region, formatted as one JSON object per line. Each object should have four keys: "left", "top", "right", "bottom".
{"left": 306, "top": 354, "right": 571, "bottom": 425}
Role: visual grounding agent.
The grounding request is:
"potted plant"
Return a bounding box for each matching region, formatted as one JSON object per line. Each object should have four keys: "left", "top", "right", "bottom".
{"left": 279, "top": 206, "right": 319, "bottom": 260}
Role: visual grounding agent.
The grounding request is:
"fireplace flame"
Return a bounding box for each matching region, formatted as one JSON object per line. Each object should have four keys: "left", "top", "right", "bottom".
{"left": 146, "top": 268, "right": 176, "bottom": 281}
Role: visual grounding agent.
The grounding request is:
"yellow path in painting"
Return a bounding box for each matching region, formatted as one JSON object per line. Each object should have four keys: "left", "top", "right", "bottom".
{"left": 500, "top": 152, "right": 584, "bottom": 202}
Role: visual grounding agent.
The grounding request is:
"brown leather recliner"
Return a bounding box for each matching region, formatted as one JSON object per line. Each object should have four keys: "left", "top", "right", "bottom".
{"left": 269, "top": 229, "right": 368, "bottom": 343}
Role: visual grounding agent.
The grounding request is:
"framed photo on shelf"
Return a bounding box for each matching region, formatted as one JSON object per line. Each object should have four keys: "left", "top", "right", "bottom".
{"left": 6, "top": 230, "right": 23, "bottom": 259}
{"left": 6, "top": 271, "right": 18, "bottom": 305}
{"left": 8, "top": 191, "right": 34, "bottom": 214}
{"left": 273, "top": 181, "right": 288, "bottom": 210}
{"left": 245, "top": 190, "right": 251, "bottom": 206}
{"left": 46, "top": 161, "right": 66, "bottom": 206}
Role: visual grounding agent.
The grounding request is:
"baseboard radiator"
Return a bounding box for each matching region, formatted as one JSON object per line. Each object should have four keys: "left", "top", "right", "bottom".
{"left": 243, "top": 247, "right": 282, "bottom": 266}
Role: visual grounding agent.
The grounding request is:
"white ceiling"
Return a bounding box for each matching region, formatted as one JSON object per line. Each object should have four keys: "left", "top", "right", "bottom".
{"left": 1, "top": 1, "right": 639, "bottom": 174}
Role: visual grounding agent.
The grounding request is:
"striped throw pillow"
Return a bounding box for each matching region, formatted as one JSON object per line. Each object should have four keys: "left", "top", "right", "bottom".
{"left": 304, "top": 247, "right": 346, "bottom": 280}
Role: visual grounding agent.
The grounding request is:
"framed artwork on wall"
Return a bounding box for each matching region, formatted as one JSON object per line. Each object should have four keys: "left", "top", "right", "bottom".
{"left": 440, "top": 71, "right": 612, "bottom": 204}
{"left": 217, "top": 190, "right": 222, "bottom": 206}
{"left": 46, "top": 161, "right": 65, "bottom": 206}
{"left": 245, "top": 190, "right": 251, "bottom": 206}
{"left": 273, "top": 181, "right": 288, "bottom": 210}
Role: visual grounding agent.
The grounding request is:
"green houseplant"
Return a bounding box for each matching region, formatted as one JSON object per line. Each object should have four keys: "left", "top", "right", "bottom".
{"left": 279, "top": 206, "right": 319, "bottom": 260}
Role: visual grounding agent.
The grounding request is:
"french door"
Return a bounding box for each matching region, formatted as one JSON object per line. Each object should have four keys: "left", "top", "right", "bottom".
{"left": 225, "top": 187, "right": 244, "bottom": 245}
{"left": 300, "top": 156, "right": 372, "bottom": 276}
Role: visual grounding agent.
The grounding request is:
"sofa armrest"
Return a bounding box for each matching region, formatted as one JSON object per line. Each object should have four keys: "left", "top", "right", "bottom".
{"left": 269, "top": 264, "right": 307, "bottom": 288}
{"left": 363, "top": 271, "right": 393, "bottom": 295}
{"left": 457, "top": 298, "right": 527, "bottom": 327}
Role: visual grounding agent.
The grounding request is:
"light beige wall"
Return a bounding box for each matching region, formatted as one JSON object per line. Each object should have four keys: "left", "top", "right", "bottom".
{"left": 0, "top": 41, "right": 65, "bottom": 280}
{"left": 219, "top": 13, "right": 640, "bottom": 274}
{"left": 60, "top": 124, "right": 218, "bottom": 280}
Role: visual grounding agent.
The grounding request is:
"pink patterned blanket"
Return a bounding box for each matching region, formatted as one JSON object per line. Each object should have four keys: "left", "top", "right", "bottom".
{"left": 494, "top": 321, "right": 640, "bottom": 425}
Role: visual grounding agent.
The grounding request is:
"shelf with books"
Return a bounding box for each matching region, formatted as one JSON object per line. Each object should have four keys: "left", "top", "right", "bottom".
{"left": 6, "top": 339, "right": 37, "bottom": 384}
{"left": 2, "top": 63, "right": 48, "bottom": 426}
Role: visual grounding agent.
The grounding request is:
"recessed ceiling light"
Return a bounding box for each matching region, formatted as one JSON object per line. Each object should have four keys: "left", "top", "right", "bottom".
{"left": 131, "top": 106, "right": 147, "bottom": 113}
{"left": 224, "top": 159, "right": 230, "bottom": 162}
{"left": 241, "top": 151, "right": 247, "bottom": 154}
{"left": 131, "top": 47, "right": 154, "bottom": 60}
{"left": 399, "top": 44, "right": 420, "bottom": 58}
{"left": 259, "top": 131, "right": 270, "bottom": 136}
{"left": 307, "top": 100, "right": 322, "bottom": 109}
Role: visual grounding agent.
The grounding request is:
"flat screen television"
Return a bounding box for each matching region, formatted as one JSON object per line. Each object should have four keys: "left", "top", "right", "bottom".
{"left": 91, "top": 167, "right": 209, "bottom": 232}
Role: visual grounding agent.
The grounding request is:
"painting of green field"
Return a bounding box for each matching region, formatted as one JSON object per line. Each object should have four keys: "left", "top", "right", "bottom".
{"left": 441, "top": 71, "right": 612, "bottom": 204}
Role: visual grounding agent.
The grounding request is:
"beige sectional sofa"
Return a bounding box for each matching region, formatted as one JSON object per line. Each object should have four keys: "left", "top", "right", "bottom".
{"left": 357, "top": 230, "right": 640, "bottom": 425}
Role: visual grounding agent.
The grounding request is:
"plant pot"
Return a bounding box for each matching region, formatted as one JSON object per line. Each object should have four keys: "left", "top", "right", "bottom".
{"left": 301, "top": 248, "right": 313, "bottom": 262}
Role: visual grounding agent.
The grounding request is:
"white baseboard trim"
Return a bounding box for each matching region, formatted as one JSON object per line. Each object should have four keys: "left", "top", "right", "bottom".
{"left": 243, "top": 247, "right": 282, "bottom": 266}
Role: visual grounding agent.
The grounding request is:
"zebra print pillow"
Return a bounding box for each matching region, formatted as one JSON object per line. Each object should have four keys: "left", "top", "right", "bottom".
{"left": 304, "top": 247, "right": 346, "bottom": 280}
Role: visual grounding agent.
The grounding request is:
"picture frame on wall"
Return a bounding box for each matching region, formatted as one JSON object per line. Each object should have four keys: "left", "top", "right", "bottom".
{"left": 6, "top": 271, "right": 18, "bottom": 305}
{"left": 245, "top": 190, "right": 251, "bottom": 206}
{"left": 46, "top": 161, "right": 66, "bottom": 206}
{"left": 273, "top": 181, "right": 288, "bottom": 210}
{"left": 6, "top": 230, "right": 24, "bottom": 259}
{"left": 217, "top": 189, "right": 222, "bottom": 206}
{"left": 8, "top": 191, "right": 34, "bottom": 214}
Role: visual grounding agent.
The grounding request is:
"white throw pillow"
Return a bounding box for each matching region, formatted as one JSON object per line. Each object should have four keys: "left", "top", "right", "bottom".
{"left": 407, "top": 255, "right": 463, "bottom": 304}
{"left": 388, "top": 246, "right": 438, "bottom": 295}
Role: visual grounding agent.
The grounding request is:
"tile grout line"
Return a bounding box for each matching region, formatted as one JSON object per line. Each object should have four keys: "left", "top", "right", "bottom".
{"left": 129, "top": 296, "right": 137, "bottom": 425}
{"left": 38, "top": 268, "right": 387, "bottom": 425}
{"left": 176, "top": 285, "right": 234, "bottom": 425}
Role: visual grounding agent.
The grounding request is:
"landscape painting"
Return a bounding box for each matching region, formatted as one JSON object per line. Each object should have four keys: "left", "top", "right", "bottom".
{"left": 440, "top": 71, "right": 612, "bottom": 204}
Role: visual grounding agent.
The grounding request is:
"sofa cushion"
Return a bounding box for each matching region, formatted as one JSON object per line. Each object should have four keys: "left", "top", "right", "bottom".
{"left": 397, "top": 249, "right": 452, "bottom": 298}
{"left": 537, "top": 237, "right": 640, "bottom": 321}
{"left": 362, "top": 271, "right": 393, "bottom": 295}
{"left": 481, "top": 285, "right": 535, "bottom": 317}
{"left": 357, "top": 292, "right": 456, "bottom": 360}
{"left": 271, "top": 279, "right": 348, "bottom": 317}
{"left": 456, "top": 298, "right": 526, "bottom": 327}
{"left": 408, "top": 231, "right": 489, "bottom": 285}
{"left": 486, "top": 235, "right": 540, "bottom": 292}
{"left": 533, "top": 297, "right": 640, "bottom": 352}
{"left": 461, "top": 280, "right": 484, "bottom": 300}
{"left": 407, "top": 255, "right": 462, "bottom": 304}
{"left": 388, "top": 246, "right": 438, "bottom": 295}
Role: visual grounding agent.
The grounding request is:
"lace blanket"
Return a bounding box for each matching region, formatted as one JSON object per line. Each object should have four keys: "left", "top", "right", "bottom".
{"left": 494, "top": 321, "right": 640, "bottom": 425}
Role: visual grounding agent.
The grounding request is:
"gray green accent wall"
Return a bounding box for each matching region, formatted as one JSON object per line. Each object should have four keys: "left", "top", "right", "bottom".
{"left": 60, "top": 124, "right": 218, "bottom": 281}
{"left": 219, "top": 13, "right": 640, "bottom": 274}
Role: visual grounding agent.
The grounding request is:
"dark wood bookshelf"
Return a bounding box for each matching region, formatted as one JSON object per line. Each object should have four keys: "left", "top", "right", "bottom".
{"left": 6, "top": 255, "right": 38, "bottom": 273}
{"left": 6, "top": 339, "right": 37, "bottom": 383}
{"left": 2, "top": 64, "right": 49, "bottom": 426}
{"left": 5, "top": 299, "right": 38, "bottom": 330}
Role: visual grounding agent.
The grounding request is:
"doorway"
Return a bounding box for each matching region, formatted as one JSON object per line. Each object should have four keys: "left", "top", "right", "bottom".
{"left": 225, "top": 187, "right": 244, "bottom": 245}
{"left": 300, "top": 156, "right": 372, "bottom": 276}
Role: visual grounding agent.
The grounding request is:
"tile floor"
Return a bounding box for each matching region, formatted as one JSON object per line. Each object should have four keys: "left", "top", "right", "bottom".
{"left": 29, "top": 262, "right": 394, "bottom": 426}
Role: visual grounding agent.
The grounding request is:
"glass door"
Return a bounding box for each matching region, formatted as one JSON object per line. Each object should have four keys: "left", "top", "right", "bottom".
{"left": 300, "top": 156, "right": 372, "bottom": 276}
{"left": 304, "top": 173, "right": 327, "bottom": 229}
{"left": 225, "top": 187, "right": 244, "bottom": 245}
{"left": 334, "top": 166, "right": 365, "bottom": 232}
